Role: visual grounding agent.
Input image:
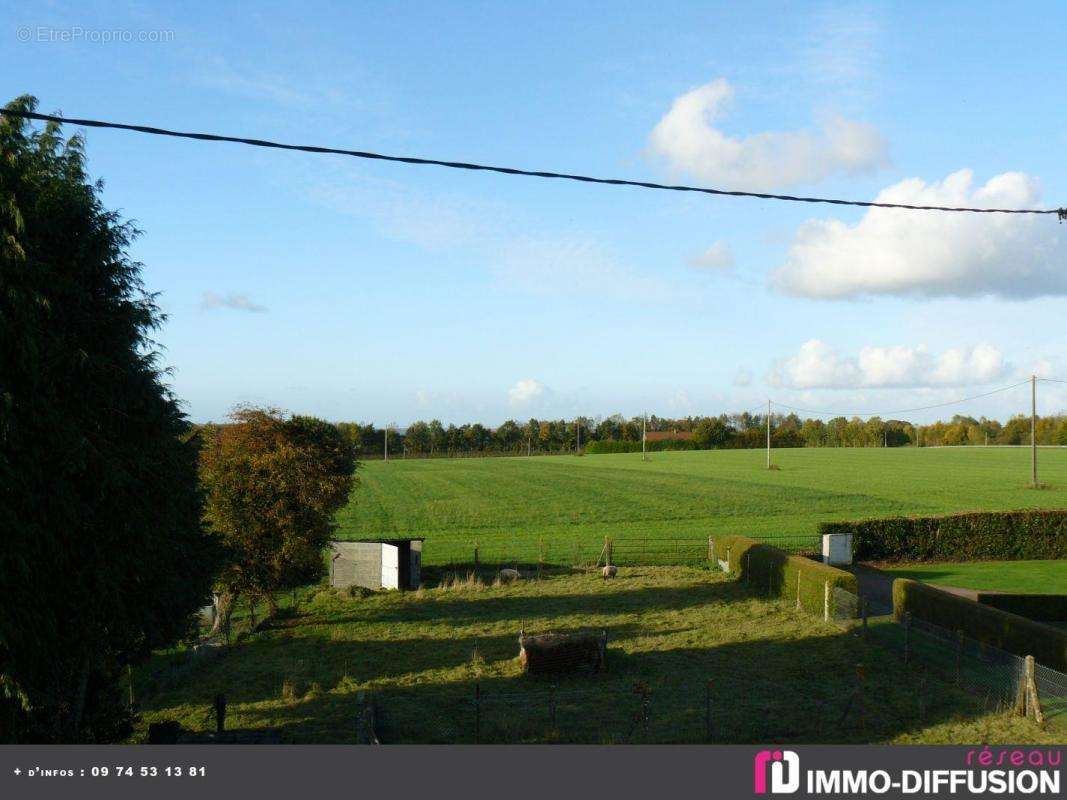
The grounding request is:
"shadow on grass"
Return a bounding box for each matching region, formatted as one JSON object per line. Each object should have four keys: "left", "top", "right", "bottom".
{"left": 345, "top": 576, "right": 745, "bottom": 627}
{"left": 150, "top": 625, "right": 1018, "bottom": 743}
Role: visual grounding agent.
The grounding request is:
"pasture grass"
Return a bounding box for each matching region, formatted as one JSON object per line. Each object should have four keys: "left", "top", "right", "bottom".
{"left": 878, "top": 560, "right": 1067, "bottom": 593}
{"left": 134, "top": 567, "right": 1060, "bottom": 744}
{"left": 335, "top": 447, "right": 1067, "bottom": 564}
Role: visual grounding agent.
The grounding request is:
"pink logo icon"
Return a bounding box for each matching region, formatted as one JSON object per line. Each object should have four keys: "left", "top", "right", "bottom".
{"left": 754, "top": 750, "right": 801, "bottom": 794}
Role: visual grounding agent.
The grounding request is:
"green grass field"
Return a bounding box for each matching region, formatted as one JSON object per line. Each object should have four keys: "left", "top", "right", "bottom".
{"left": 135, "top": 568, "right": 1060, "bottom": 744}
{"left": 880, "top": 560, "right": 1067, "bottom": 593}
{"left": 335, "top": 447, "right": 1067, "bottom": 564}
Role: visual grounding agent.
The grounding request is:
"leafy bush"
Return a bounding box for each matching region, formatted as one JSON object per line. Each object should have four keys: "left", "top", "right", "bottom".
{"left": 892, "top": 579, "right": 1067, "bottom": 671}
{"left": 974, "top": 593, "right": 1067, "bottom": 622}
{"left": 819, "top": 510, "right": 1067, "bottom": 562}
{"left": 710, "top": 535, "right": 857, "bottom": 618}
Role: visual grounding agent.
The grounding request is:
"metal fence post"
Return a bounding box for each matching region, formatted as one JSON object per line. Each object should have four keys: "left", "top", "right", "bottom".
{"left": 955, "top": 630, "right": 964, "bottom": 685}
{"left": 643, "top": 686, "right": 651, "bottom": 741}
{"left": 705, "top": 679, "right": 713, "bottom": 742}
{"left": 918, "top": 670, "right": 927, "bottom": 722}
{"left": 548, "top": 685, "right": 557, "bottom": 732}
{"left": 855, "top": 664, "right": 865, "bottom": 730}
{"left": 214, "top": 693, "right": 226, "bottom": 734}
{"left": 474, "top": 683, "right": 481, "bottom": 743}
{"left": 903, "top": 612, "right": 912, "bottom": 664}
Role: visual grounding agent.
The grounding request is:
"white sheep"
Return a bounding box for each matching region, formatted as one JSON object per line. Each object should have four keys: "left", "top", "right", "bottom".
{"left": 602, "top": 564, "right": 618, "bottom": 579}
{"left": 498, "top": 568, "right": 522, "bottom": 583}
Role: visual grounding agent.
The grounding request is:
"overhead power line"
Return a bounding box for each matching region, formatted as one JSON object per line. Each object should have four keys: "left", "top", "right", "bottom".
{"left": 2, "top": 108, "right": 1064, "bottom": 219}
{"left": 770, "top": 379, "right": 1033, "bottom": 419}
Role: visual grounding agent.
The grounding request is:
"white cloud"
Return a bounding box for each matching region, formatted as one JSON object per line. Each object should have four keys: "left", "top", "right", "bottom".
{"left": 689, "top": 241, "right": 734, "bottom": 270}
{"left": 773, "top": 170, "right": 1066, "bottom": 300}
{"left": 648, "top": 78, "right": 887, "bottom": 191}
{"left": 200, "top": 291, "right": 267, "bottom": 313}
{"left": 508, "top": 378, "right": 548, "bottom": 408}
{"left": 769, "top": 339, "right": 1010, "bottom": 389}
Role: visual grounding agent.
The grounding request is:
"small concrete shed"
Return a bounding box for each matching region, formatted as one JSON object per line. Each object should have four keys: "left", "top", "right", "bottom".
{"left": 329, "top": 538, "right": 424, "bottom": 591}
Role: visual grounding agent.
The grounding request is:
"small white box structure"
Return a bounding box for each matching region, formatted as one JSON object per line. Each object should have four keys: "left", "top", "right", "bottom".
{"left": 821, "top": 533, "right": 853, "bottom": 566}
{"left": 329, "top": 538, "right": 423, "bottom": 591}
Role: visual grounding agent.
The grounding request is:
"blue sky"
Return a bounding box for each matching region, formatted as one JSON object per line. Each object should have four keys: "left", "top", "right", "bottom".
{"left": 4, "top": 1, "right": 1067, "bottom": 425}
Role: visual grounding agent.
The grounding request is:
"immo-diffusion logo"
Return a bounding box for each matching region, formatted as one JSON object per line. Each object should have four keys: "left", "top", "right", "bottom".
{"left": 754, "top": 750, "right": 801, "bottom": 794}
{"left": 751, "top": 746, "right": 1061, "bottom": 796}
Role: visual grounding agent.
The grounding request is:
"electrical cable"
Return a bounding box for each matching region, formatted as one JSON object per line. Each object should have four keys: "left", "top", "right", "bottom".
{"left": 769, "top": 379, "right": 1032, "bottom": 419}
{"left": 3, "top": 108, "right": 1064, "bottom": 218}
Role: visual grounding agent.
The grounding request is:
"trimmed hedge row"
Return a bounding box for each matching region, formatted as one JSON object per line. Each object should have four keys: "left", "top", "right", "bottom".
{"left": 585, "top": 439, "right": 699, "bottom": 454}
{"left": 892, "top": 579, "right": 1067, "bottom": 672}
{"left": 975, "top": 593, "right": 1067, "bottom": 622}
{"left": 710, "top": 534, "right": 857, "bottom": 618}
{"left": 819, "top": 510, "right": 1067, "bottom": 562}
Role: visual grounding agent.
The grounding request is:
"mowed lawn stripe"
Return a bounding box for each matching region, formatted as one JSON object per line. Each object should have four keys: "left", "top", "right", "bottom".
{"left": 334, "top": 448, "right": 1067, "bottom": 565}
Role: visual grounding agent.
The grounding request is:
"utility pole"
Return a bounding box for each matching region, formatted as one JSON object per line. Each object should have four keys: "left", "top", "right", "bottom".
{"left": 1032, "top": 374, "right": 1038, "bottom": 487}
{"left": 642, "top": 413, "right": 648, "bottom": 461}
{"left": 766, "top": 399, "right": 772, "bottom": 469}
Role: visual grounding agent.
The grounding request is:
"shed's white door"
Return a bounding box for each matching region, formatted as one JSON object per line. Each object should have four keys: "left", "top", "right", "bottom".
{"left": 381, "top": 544, "right": 400, "bottom": 590}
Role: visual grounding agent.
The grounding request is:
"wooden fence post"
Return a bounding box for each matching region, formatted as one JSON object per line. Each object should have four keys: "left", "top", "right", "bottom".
{"left": 823, "top": 581, "right": 831, "bottom": 623}
{"left": 1025, "top": 655, "right": 1045, "bottom": 728}
{"left": 708, "top": 537, "right": 715, "bottom": 564}
{"left": 605, "top": 536, "right": 613, "bottom": 566}
{"left": 473, "top": 543, "right": 479, "bottom": 571}
{"left": 796, "top": 572, "right": 802, "bottom": 610}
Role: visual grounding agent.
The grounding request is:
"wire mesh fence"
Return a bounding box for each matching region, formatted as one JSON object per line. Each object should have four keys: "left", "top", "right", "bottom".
{"left": 358, "top": 663, "right": 1013, "bottom": 744}
{"left": 431, "top": 536, "right": 712, "bottom": 577}
{"left": 431, "top": 533, "right": 818, "bottom": 577}
{"left": 828, "top": 586, "right": 1067, "bottom": 730}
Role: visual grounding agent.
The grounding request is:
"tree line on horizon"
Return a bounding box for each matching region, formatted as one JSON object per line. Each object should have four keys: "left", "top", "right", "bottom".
{"left": 332, "top": 411, "right": 1067, "bottom": 458}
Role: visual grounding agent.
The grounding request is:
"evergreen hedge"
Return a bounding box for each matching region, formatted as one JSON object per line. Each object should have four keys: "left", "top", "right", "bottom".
{"left": 710, "top": 534, "right": 858, "bottom": 618}
{"left": 892, "top": 579, "right": 1067, "bottom": 671}
{"left": 974, "top": 593, "right": 1067, "bottom": 622}
{"left": 819, "top": 510, "right": 1067, "bottom": 562}
{"left": 584, "top": 439, "right": 699, "bottom": 454}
